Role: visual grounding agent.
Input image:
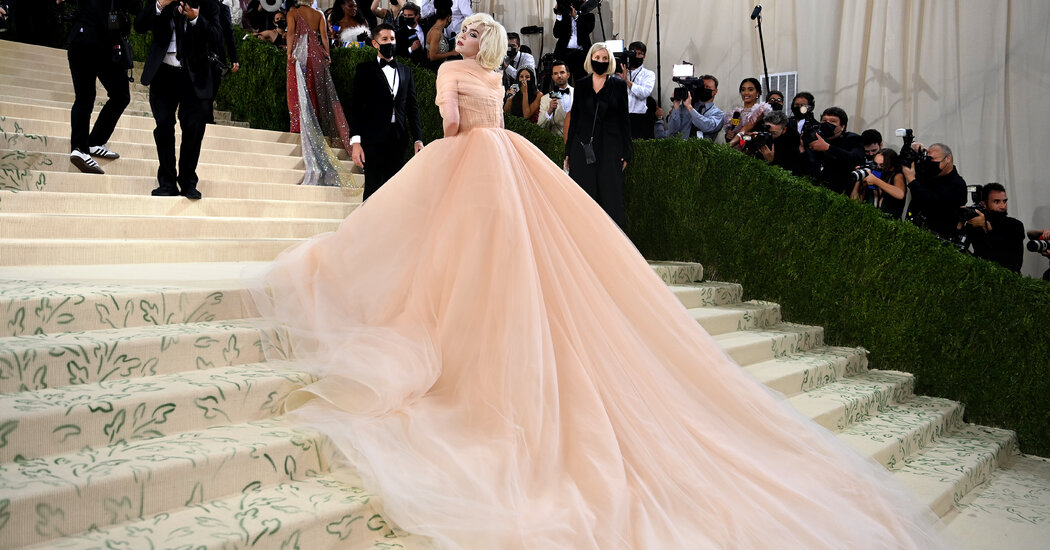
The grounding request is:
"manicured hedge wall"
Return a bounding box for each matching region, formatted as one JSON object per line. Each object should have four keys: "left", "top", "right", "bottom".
{"left": 625, "top": 138, "right": 1050, "bottom": 457}
{"left": 128, "top": 31, "right": 1049, "bottom": 456}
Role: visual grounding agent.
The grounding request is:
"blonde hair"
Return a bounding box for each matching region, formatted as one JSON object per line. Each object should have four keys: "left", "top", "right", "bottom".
{"left": 583, "top": 42, "right": 615, "bottom": 76}
{"left": 459, "top": 13, "right": 508, "bottom": 72}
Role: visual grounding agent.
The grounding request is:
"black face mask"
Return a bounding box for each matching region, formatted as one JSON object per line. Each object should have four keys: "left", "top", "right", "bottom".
{"left": 590, "top": 60, "right": 609, "bottom": 74}
{"left": 818, "top": 121, "right": 838, "bottom": 139}
{"left": 275, "top": 19, "right": 287, "bottom": 30}
{"left": 377, "top": 42, "right": 396, "bottom": 59}
{"left": 628, "top": 56, "right": 643, "bottom": 69}
{"left": 508, "top": 46, "right": 518, "bottom": 58}
{"left": 919, "top": 158, "right": 942, "bottom": 178}
{"left": 792, "top": 104, "right": 811, "bottom": 119}
{"left": 769, "top": 101, "right": 783, "bottom": 111}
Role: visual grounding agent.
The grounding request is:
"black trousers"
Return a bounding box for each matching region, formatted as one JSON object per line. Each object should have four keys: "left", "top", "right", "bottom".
{"left": 68, "top": 44, "right": 130, "bottom": 154}
{"left": 148, "top": 63, "right": 211, "bottom": 192}
{"left": 361, "top": 128, "right": 410, "bottom": 200}
{"left": 629, "top": 113, "right": 653, "bottom": 140}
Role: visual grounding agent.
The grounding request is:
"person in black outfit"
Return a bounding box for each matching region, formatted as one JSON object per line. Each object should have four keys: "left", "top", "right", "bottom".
{"left": 207, "top": 0, "right": 239, "bottom": 123}
{"left": 552, "top": 0, "right": 594, "bottom": 83}
{"left": 395, "top": 2, "right": 426, "bottom": 65}
{"left": 135, "top": 0, "right": 221, "bottom": 200}
{"left": 59, "top": 0, "right": 140, "bottom": 174}
{"left": 564, "top": 43, "right": 632, "bottom": 229}
{"left": 349, "top": 23, "right": 424, "bottom": 200}
{"left": 752, "top": 110, "right": 811, "bottom": 179}
{"left": 964, "top": 183, "right": 1025, "bottom": 272}
{"left": 902, "top": 142, "right": 968, "bottom": 238}
{"left": 806, "top": 106, "right": 864, "bottom": 194}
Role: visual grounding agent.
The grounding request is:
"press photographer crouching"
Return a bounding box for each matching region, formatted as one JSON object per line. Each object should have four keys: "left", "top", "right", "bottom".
{"left": 901, "top": 141, "right": 968, "bottom": 239}
{"left": 962, "top": 183, "right": 1025, "bottom": 272}
{"left": 744, "top": 110, "right": 810, "bottom": 178}
{"left": 657, "top": 73, "right": 722, "bottom": 141}
{"left": 804, "top": 107, "right": 865, "bottom": 194}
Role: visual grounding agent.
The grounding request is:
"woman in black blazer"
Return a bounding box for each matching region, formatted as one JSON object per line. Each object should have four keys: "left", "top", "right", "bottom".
{"left": 564, "top": 42, "right": 633, "bottom": 229}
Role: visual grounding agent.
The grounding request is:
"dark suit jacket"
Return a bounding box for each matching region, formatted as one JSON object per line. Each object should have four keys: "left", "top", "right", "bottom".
{"left": 553, "top": 13, "right": 595, "bottom": 56}
{"left": 135, "top": 0, "right": 222, "bottom": 99}
{"left": 66, "top": 0, "right": 141, "bottom": 47}
{"left": 349, "top": 60, "right": 424, "bottom": 149}
{"left": 565, "top": 75, "right": 632, "bottom": 165}
{"left": 394, "top": 25, "right": 427, "bottom": 66}
{"left": 216, "top": 2, "right": 238, "bottom": 65}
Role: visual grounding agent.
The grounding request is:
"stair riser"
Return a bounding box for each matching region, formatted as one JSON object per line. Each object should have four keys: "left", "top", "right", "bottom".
{"left": 1, "top": 239, "right": 309, "bottom": 267}
{"left": 9, "top": 171, "right": 351, "bottom": 202}
{"left": 792, "top": 372, "right": 916, "bottom": 432}
{"left": 0, "top": 214, "right": 343, "bottom": 240}
{"left": 6, "top": 134, "right": 330, "bottom": 172}
{"left": 690, "top": 302, "right": 782, "bottom": 336}
{"left": 670, "top": 284, "right": 743, "bottom": 308}
{"left": 0, "top": 423, "right": 331, "bottom": 549}
{"left": 0, "top": 80, "right": 150, "bottom": 105}
{"left": 0, "top": 366, "right": 312, "bottom": 461}
{"left": 744, "top": 347, "right": 869, "bottom": 397}
{"left": 0, "top": 285, "right": 255, "bottom": 338}
{"left": 0, "top": 321, "right": 266, "bottom": 393}
{"left": 2, "top": 149, "right": 313, "bottom": 186}
{"left": 717, "top": 327, "right": 825, "bottom": 366}
{"left": 842, "top": 399, "right": 965, "bottom": 470}
{"left": 0, "top": 191, "right": 357, "bottom": 220}
{"left": 0, "top": 101, "right": 295, "bottom": 143}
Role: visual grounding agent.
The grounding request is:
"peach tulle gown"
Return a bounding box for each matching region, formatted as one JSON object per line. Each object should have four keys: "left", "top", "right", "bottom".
{"left": 252, "top": 59, "right": 949, "bottom": 549}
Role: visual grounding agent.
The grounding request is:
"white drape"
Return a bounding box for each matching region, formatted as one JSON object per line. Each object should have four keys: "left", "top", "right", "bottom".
{"left": 480, "top": 0, "right": 1050, "bottom": 278}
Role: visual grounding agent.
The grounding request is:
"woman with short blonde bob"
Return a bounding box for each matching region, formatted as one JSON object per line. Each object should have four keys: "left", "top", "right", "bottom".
{"left": 255, "top": 11, "right": 950, "bottom": 550}
{"left": 564, "top": 41, "right": 633, "bottom": 228}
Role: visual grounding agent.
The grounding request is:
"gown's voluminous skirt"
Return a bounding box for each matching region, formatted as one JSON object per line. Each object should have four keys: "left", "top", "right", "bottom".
{"left": 252, "top": 122, "right": 949, "bottom": 549}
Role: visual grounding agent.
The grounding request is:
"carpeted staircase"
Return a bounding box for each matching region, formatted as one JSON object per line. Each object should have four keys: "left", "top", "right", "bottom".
{"left": 1, "top": 39, "right": 1047, "bottom": 549}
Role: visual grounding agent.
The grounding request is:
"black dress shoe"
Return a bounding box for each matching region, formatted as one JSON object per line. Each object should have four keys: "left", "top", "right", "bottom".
{"left": 180, "top": 188, "right": 202, "bottom": 200}
{"left": 151, "top": 187, "right": 180, "bottom": 196}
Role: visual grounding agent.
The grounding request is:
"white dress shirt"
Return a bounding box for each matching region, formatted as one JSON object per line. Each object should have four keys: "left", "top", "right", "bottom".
{"left": 625, "top": 65, "right": 655, "bottom": 115}
{"left": 157, "top": 2, "right": 198, "bottom": 68}
{"left": 350, "top": 57, "right": 400, "bottom": 145}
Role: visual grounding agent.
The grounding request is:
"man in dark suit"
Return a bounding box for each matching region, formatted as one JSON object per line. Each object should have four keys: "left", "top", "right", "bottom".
{"left": 350, "top": 23, "right": 424, "bottom": 200}
{"left": 59, "top": 0, "right": 141, "bottom": 174}
{"left": 394, "top": 3, "right": 426, "bottom": 66}
{"left": 207, "top": 0, "right": 239, "bottom": 123}
{"left": 135, "top": 0, "right": 221, "bottom": 199}
{"left": 553, "top": 0, "right": 595, "bottom": 83}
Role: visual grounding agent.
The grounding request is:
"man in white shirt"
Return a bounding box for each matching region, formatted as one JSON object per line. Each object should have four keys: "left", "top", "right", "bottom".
{"left": 617, "top": 41, "right": 655, "bottom": 139}
{"left": 503, "top": 32, "right": 535, "bottom": 81}
{"left": 538, "top": 59, "right": 574, "bottom": 139}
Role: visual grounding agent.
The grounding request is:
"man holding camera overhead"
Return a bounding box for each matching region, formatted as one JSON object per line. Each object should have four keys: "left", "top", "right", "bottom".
{"left": 553, "top": 0, "right": 595, "bottom": 82}
{"left": 617, "top": 40, "right": 655, "bottom": 139}
{"left": 136, "top": 0, "right": 221, "bottom": 200}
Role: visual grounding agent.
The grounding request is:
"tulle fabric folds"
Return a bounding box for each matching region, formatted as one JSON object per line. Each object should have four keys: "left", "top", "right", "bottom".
{"left": 249, "top": 60, "right": 949, "bottom": 549}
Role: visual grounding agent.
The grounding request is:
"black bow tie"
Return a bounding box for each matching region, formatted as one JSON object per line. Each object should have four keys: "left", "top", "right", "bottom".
{"left": 380, "top": 59, "right": 397, "bottom": 69}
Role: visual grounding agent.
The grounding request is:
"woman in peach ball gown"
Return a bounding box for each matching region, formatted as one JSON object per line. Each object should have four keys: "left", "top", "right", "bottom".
{"left": 254, "top": 13, "right": 949, "bottom": 550}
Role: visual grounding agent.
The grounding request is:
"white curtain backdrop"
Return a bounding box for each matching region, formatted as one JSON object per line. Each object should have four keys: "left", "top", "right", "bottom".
{"left": 478, "top": 0, "right": 1050, "bottom": 278}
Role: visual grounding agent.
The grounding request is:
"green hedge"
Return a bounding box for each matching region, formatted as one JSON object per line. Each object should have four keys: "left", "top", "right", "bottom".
{"left": 625, "top": 138, "right": 1050, "bottom": 457}
{"left": 124, "top": 31, "right": 1049, "bottom": 456}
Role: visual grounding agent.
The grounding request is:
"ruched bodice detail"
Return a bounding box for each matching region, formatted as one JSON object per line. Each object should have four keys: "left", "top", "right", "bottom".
{"left": 435, "top": 60, "right": 505, "bottom": 132}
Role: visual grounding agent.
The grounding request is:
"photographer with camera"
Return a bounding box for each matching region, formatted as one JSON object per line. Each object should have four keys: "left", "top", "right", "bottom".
{"left": 58, "top": 0, "right": 140, "bottom": 175}
{"left": 615, "top": 41, "right": 655, "bottom": 139}
{"left": 961, "top": 183, "right": 1025, "bottom": 272}
{"left": 1028, "top": 228, "right": 1050, "bottom": 280}
{"left": 657, "top": 74, "right": 722, "bottom": 141}
{"left": 849, "top": 148, "right": 906, "bottom": 219}
{"left": 745, "top": 110, "right": 811, "bottom": 178}
{"left": 136, "top": 0, "right": 221, "bottom": 199}
{"left": 538, "top": 59, "right": 573, "bottom": 139}
{"left": 502, "top": 32, "right": 535, "bottom": 80}
{"left": 901, "top": 142, "right": 968, "bottom": 238}
{"left": 553, "top": 0, "right": 595, "bottom": 83}
{"left": 804, "top": 106, "right": 865, "bottom": 194}
{"left": 789, "top": 91, "right": 815, "bottom": 134}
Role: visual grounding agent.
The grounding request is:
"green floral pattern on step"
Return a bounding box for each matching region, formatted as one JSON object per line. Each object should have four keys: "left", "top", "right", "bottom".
{"left": 0, "top": 115, "right": 49, "bottom": 198}
{"left": 649, "top": 261, "right": 703, "bottom": 285}
{"left": 0, "top": 319, "right": 266, "bottom": 393}
{"left": 952, "top": 454, "right": 1050, "bottom": 527}
{"left": 0, "top": 280, "right": 251, "bottom": 337}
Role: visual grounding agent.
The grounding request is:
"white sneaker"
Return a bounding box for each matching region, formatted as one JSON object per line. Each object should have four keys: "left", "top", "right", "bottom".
{"left": 88, "top": 145, "right": 120, "bottom": 159}
{"left": 70, "top": 150, "right": 104, "bottom": 174}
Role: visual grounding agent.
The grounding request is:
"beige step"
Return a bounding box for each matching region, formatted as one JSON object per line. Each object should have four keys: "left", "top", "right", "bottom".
{"left": 743, "top": 346, "right": 868, "bottom": 397}
{"left": 788, "top": 369, "right": 916, "bottom": 431}
{"left": 687, "top": 300, "right": 781, "bottom": 336}
{"left": 0, "top": 212, "right": 344, "bottom": 240}
{"left": 9, "top": 171, "right": 353, "bottom": 202}
{"left": 838, "top": 396, "right": 965, "bottom": 468}
{"left": 712, "top": 322, "right": 825, "bottom": 366}
{"left": 0, "top": 190, "right": 354, "bottom": 219}
{"left": 0, "top": 237, "right": 311, "bottom": 265}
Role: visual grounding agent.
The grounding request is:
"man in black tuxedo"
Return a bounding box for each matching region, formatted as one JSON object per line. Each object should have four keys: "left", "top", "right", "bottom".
{"left": 207, "top": 0, "right": 239, "bottom": 123}
{"left": 553, "top": 0, "right": 595, "bottom": 83}
{"left": 350, "top": 23, "right": 424, "bottom": 200}
{"left": 135, "top": 0, "right": 221, "bottom": 199}
{"left": 394, "top": 3, "right": 426, "bottom": 66}
{"left": 59, "top": 0, "right": 141, "bottom": 174}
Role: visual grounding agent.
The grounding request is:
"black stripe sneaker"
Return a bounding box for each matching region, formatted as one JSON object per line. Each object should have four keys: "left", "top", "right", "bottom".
{"left": 70, "top": 150, "right": 104, "bottom": 174}
{"left": 88, "top": 145, "right": 120, "bottom": 159}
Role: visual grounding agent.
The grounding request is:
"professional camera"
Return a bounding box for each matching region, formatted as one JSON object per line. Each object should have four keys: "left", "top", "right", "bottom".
{"left": 895, "top": 128, "right": 928, "bottom": 169}
{"left": 555, "top": 0, "right": 600, "bottom": 16}
{"left": 670, "top": 64, "right": 712, "bottom": 104}
{"left": 742, "top": 128, "right": 773, "bottom": 155}
{"left": 849, "top": 159, "right": 880, "bottom": 185}
{"left": 1029, "top": 239, "right": 1050, "bottom": 253}
{"left": 801, "top": 118, "right": 835, "bottom": 146}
